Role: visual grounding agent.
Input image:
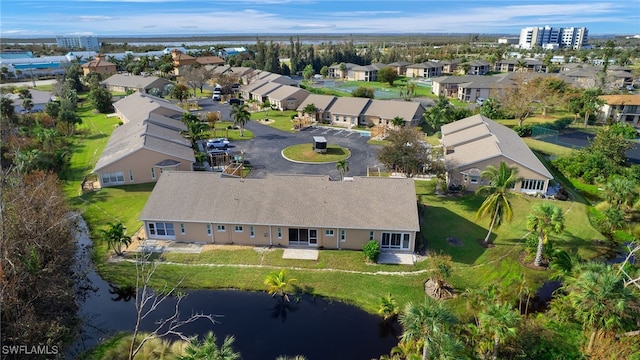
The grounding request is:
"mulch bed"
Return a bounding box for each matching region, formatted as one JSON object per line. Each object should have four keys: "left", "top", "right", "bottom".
{"left": 518, "top": 251, "right": 549, "bottom": 271}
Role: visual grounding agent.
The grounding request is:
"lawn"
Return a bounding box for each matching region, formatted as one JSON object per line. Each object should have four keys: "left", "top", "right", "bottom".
{"left": 251, "top": 110, "right": 298, "bottom": 132}
{"left": 282, "top": 143, "right": 350, "bottom": 162}
{"left": 208, "top": 121, "right": 254, "bottom": 140}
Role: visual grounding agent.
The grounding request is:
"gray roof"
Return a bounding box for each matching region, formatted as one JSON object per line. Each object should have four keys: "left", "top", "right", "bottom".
{"left": 352, "top": 63, "right": 387, "bottom": 71}
{"left": 240, "top": 79, "right": 269, "bottom": 93}
{"left": 140, "top": 172, "right": 420, "bottom": 231}
{"left": 329, "top": 62, "right": 358, "bottom": 70}
{"left": 101, "top": 74, "right": 172, "bottom": 90}
{"left": 267, "top": 85, "right": 309, "bottom": 102}
{"left": 363, "top": 100, "right": 424, "bottom": 121}
{"left": 388, "top": 61, "right": 411, "bottom": 67}
{"left": 114, "top": 92, "right": 183, "bottom": 123}
{"left": 326, "top": 97, "right": 371, "bottom": 116}
{"left": 296, "top": 94, "right": 337, "bottom": 112}
{"left": 469, "top": 59, "right": 490, "bottom": 66}
{"left": 441, "top": 115, "right": 553, "bottom": 179}
{"left": 5, "top": 89, "right": 52, "bottom": 106}
{"left": 251, "top": 82, "right": 283, "bottom": 97}
{"left": 407, "top": 62, "right": 443, "bottom": 69}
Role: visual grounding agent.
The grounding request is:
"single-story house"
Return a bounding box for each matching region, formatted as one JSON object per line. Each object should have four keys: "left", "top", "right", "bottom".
{"left": 406, "top": 62, "right": 443, "bottom": 78}
{"left": 598, "top": 94, "right": 640, "bottom": 126}
{"left": 441, "top": 114, "right": 553, "bottom": 194}
{"left": 139, "top": 172, "right": 420, "bottom": 251}
{"left": 266, "top": 85, "right": 310, "bottom": 111}
{"left": 239, "top": 79, "right": 269, "bottom": 100}
{"left": 4, "top": 89, "right": 52, "bottom": 113}
{"left": 326, "top": 97, "right": 371, "bottom": 127}
{"left": 296, "top": 94, "right": 338, "bottom": 123}
{"left": 363, "top": 100, "right": 425, "bottom": 128}
{"left": 101, "top": 74, "right": 173, "bottom": 96}
{"left": 81, "top": 54, "right": 117, "bottom": 76}
{"left": 432, "top": 75, "right": 480, "bottom": 98}
{"left": 259, "top": 72, "right": 298, "bottom": 86}
{"left": 250, "top": 81, "right": 283, "bottom": 103}
{"left": 93, "top": 93, "right": 193, "bottom": 188}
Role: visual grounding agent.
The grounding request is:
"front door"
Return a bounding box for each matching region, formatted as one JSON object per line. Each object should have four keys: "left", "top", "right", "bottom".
{"left": 289, "top": 228, "right": 317, "bottom": 246}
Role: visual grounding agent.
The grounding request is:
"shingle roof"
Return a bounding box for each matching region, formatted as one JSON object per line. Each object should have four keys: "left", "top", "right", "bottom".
{"left": 388, "top": 61, "right": 411, "bottom": 67}
{"left": 599, "top": 94, "right": 640, "bottom": 106}
{"left": 267, "top": 85, "right": 309, "bottom": 101}
{"left": 296, "top": 94, "right": 338, "bottom": 112}
{"left": 114, "top": 92, "right": 183, "bottom": 123}
{"left": 140, "top": 172, "right": 420, "bottom": 231}
{"left": 5, "top": 89, "right": 52, "bottom": 106}
{"left": 101, "top": 74, "right": 172, "bottom": 90}
{"left": 195, "top": 56, "right": 224, "bottom": 65}
{"left": 442, "top": 115, "right": 553, "bottom": 179}
{"left": 251, "top": 82, "right": 283, "bottom": 96}
{"left": 407, "top": 62, "right": 443, "bottom": 69}
{"left": 363, "top": 100, "right": 424, "bottom": 121}
{"left": 326, "top": 97, "right": 371, "bottom": 116}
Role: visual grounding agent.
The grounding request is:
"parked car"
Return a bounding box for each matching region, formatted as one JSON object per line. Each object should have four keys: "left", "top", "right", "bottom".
{"left": 229, "top": 98, "right": 244, "bottom": 106}
{"left": 206, "top": 138, "right": 230, "bottom": 150}
{"left": 476, "top": 98, "right": 485, "bottom": 106}
{"left": 212, "top": 93, "right": 221, "bottom": 101}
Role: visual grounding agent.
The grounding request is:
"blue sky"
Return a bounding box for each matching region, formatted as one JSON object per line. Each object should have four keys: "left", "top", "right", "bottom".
{"left": 1, "top": 0, "right": 638, "bottom": 38}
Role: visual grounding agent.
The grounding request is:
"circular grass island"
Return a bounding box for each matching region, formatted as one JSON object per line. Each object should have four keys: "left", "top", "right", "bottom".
{"left": 281, "top": 143, "right": 351, "bottom": 163}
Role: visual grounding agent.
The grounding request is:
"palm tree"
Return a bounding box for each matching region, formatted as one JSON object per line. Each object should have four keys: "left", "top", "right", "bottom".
{"left": 264, "top": 269, "right": 297, "bottom": 302}
{"left": 231, "top": 103, "right": 251, "bottom": 137}
{"left": 515, "top": 59, "right": 528, "bottom": 73}
{"left": 526, "top": 203, "right": 565, "bottom": 266}
{"left": 302, "top": 103, "right": 319, "bottom": 122}
{"left": 478, "top": 303, "right": 520, "bottom": 359}
{"left": 21, "top": 98, "right": 34, "bottom": 113}
{"left": 181, "top": 116, "right": 210, "bottom": 149}
{"left": 475, "top": 162, "right": 520, "bottom": 245}
{"left": 399, "top": 298, "right": 457, "bottom": 360}
{"left": 179, "top": 331, "right": 240, "bottom": 360}
{"left": 391, "top": 116, "right": 405, "bottom": 128}
{"left": 562, "top": 262, "right": 640, "bottom": 354}
{"left": 99, "top": 221, "right": 132, "bottom": 256}
{"left": 378, "top": 293, "right": 399, "bottom": 320}
{"left": 336, "top": 159, "right": 349, "bottom": 181}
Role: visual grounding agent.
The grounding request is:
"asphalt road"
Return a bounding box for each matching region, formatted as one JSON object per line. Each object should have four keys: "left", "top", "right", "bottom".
{"left": 196, "top": 97, "right": 384, "bottom": 179}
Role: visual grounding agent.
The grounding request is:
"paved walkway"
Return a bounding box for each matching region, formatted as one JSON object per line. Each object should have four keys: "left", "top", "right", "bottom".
{"left": 282, "top": 248, "right": 319, "bottom": 260}
{"left": 378, "top": 251, "right": 417, "bottom": 265}
{"left": 136, "top": 240, "right": 204, "bottom": 254}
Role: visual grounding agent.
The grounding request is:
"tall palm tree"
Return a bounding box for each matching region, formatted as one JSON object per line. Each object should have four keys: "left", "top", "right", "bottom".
{"left": 181, "top": 118, "right": 210, "bottom": 150}
{"left": 99, "top": 221, "right": 132, "bottom": 256}
{"left": 515, "top": 59, "right": 528, "bottom": 73}
{"left": 475, "top": 162, "right": 520, "bottom": 245}
{"left": 21, "top": 98, "right": 34, "bottom": 113}
{"left": 526, "top": 203, "right": 565, "bottom": 266}
{"left": 563, "top": 262, "right": 640, "bottom": 354}
{"left": 336, "top": 159, "right": 349, "bottom": 181}
{"left": 179, "top": 331, "right": 240, "bottom": 360}
{"left": 231, "top": 103, "right": 251, "bottom": 137}
{"left": 399, "top": 298, "right": 457, "bottom": 360}
{"left": 264, "top": 269, "right": 297, "bottom": 302}
{"left": 478, "top": 303, "right": 520, "bottom": 359}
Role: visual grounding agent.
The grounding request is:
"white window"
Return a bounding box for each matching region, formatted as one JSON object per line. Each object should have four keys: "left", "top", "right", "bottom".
{"left": 340, "top": 230, "right": 346, "bottom": 242}
{"left": 381, "top": 232, "right": 411, "bottom": 250}
{"left": 470, "top": 175, "right": 479, "bottom": 184}
{"left": 129, "top": 170, "right": 134, "bottom": 182}
{"left": 277, "top": 227, "right": 282, "bottom": 239}
{"left": 148, "top": 222, "right": 175, "bottom": 239}
{"left": 369, "top": 231, "right": 375, "bottom": 241}
{"left": 325, "top": 229, "right": 334, "bottom": 236}
{"left": 180, "top": 223, "right": 185, "bottom": 235}
{"left": 234, "top": 225, "right": 243, "bottom": 232}
{"left": 151, "top": 168, "right": 156, "bottom": 179}
{"left": 101, "top": 171, "right": 125, "bottom": 185}
{"left": 217, "top": 225, "right": 226, "bottom": 232}
{"left": 206, "top": 224, "right": 212, "bottom": 235}
{"left": 250, "top": 226, "right": 255, "bottom": 238}
{"left": 521, "top": 179, "right": 545, "bottom": 191}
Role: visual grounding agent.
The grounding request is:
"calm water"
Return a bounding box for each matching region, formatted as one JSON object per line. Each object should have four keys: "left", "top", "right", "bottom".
{"left": 69, "top": 217, "right": 399, "bottom": 359}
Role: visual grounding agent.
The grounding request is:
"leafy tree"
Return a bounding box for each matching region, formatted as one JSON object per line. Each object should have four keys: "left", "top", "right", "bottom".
{"left": 336, "top": 159, "right": 349, "bottom": 181}
{"left": 302, "top": 103, "right": 319, "bottom": 122}
{"left": 1, "top": 96, "right": 15, "bottom": 120}
{"left": 21, "top": 98, "right": 34, "bottom": 113}
{"left": 264, "top": 269, "right": 297, "bottom": 302}
{"left": 362, "top": 240, "right": 380, "bottom": 262}
{"left": 58, "top": 108, "right": 82, "bottom": 135}
{"left": 231, "top": 103, "right": 251, "bottom": 137}
{"left": 261, "top": 100, "right": 273, "bottom": 117}
{"left": 475, "top": 162, "right": 520, "bottom": 245}
{"left": 302, "top": 64, "right": 315, "bottom": 80}
{"left": 88, "top": 86, "right": 114, "bottom": 113}
{"left": 603, "top": 176, "right": 637, "bottom": 211}
{"left": 529, "top": 77, "right": 570, "bottom": 116}
{"left": 181, "top": 65, "right": 211, "bottom": 96}
{"left": 352, "top": 86, "right": 375, "bottom": 99}
{"left": 526, "top": 203, "right": 565, "bottom": 267}
{"left": 99, "top": 221, "right": 132, "bottom": 256}
{"left": 399, "top": 298, "right": 457, "bottom": 360}
{"left": 567, "top": 89, "right": 604, "bottom": 128}
{"left": 377, "top": 127, "right": 430, "bottom": 178}
{"left": 477, "top": 303, "right": 520, "bottom": 359}
{"left": 378, "top": 66, "right": 398, "bottom": 86}
{"left": 498, "top": 74, "right": 542, "bottom": 126}
{"left": 44, "top": 101, "right": 60, "bottom": 121}
{"left": 171, "top": 83, "right": 190, "bottom": 104}
{"left": 179, "top": 331, "right": 240, "bottom": 360}
{"left": 479, "top": 97, "right": 505, "bottom": 119}
{"left": 320, "top": 65, "right": 329, "bottom": 78}
{"left": 422, "top": 95, "right": 471, "bottom": 133}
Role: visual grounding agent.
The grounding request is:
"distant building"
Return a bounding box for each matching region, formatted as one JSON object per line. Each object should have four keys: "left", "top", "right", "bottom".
{"left": 497, "top": 37, "right": 518, "bottom": 45}
{"left": 519, "top": 26, "right": 588, "bottom": 50}
{"left": 56, "top": 35, "right": 100, "bottom": 51}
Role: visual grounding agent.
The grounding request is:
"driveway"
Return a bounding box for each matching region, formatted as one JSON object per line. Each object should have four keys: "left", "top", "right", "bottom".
{"left": 196, "top": 98, "right": 384, "bottom": 178}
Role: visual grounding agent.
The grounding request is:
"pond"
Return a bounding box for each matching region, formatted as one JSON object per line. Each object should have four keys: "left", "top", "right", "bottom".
{"left": 69, "top": 217, "right": 400, "bottom": 359}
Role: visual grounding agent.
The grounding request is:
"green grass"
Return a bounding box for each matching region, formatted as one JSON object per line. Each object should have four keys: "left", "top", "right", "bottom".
{"left": 251, "top": 110, "right": 298, "bottom": 132}
{"left": 209, "top": 121, "right": 254, "bottom": 140}
{"left": 367, "top": 139, "right": 389, "bottom": 146}
{"left": 522, "top": 138, "right": 576, "bottom": 158}
{"left": 282, "top": 143, "right": 350, "bottom": 162}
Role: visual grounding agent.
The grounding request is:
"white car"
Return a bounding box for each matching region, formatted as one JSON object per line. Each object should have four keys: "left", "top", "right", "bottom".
{"left": 212, "top": 94, "right": 221, "bottom": 101}
{"left": 206, "top": 138, "right": 230, "bottom": 150}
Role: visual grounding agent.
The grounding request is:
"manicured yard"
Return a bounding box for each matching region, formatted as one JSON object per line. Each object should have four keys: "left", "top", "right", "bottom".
{"left": 282, "top": 143, "right": 350, "bottom": 162}
{"left": 250, "top": 110, "right": 298, "bottom": 132}
{"left": 209, "top": 121, "right": 254, "bottom": 140}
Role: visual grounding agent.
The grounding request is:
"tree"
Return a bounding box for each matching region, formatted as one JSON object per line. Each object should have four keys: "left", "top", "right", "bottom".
{"left": 399, "top": 81, "right": 416, "bottom": 101}
{"left": 302, "top": 103, "right": 319, "bottom": 122}
{"left": 21, "top": 98, "right": 33, "bottom": 113}
{"left": 561, "top": 262, "right": 640, "bottom": 354}
{"left": 603, "top": 176, "right": 637, "bottom": 211}
{"left": 181, "top": 65, "right": 211, "bottom": 96}
{"left": 181, "top": 113, "right": 209, "bottom": 149}
{"left": 171, "top": 83, "right": 190, "bottom": 104}
{"left": 391, "top": 116, "right": 405, "bottom": 128}
{"left": 479, "top": 97, "right": 505, "bottom": 119}
{"left": 320, "top": 65, "right": 329, "bottom": 78}
{"left": 339, "top": 62, "right": 347, "bottom": 79}
{"left": 1, "top": 96, "right": 15, "bottom": 121}
{"left": 399, "top": 298, "right": 457, "bottom": 360}
{"left": 336, "top": 159, "right": 349, "bottom": 181}
{"left": 264, "top": 269, "right": 297, "bottom": 302}
{"left": 498, "top": 74, "right": 543, "bottom": 127}
{"left": 478, "top": 303, "right": 520, "bottom": 359}
{"left": 526, "top": 203, "right": 565, "bottom": 267}
{"left": 179, "top": 331, "right": 241, "bottom": 360}
{"left": 88, "top": 86, "right": 114, "bottom": 113}
{"left": 302, "top": 64, "right": 315, "bottom": 80}
{"left": 378, "top": 66, "right": 398, "bottom": 86}
{"left": 377, "top": 127, "right": 430, "bottom": 178}
{"left": 352, "top": 86, "right": 375, "bottom": 99}
{"left": 515, "top": 59, "right": 528, "bottom": 72}
{"left": 378, "top": 293, "right": 399, "bottom": 320}
{"left": 529, "top": 77, "right": 570, "bottom": 117}
{"left": 231, "top": 103, "right": 251, "bottom": 137}
{"left": 261, "top": 100, "right": 273, "bottom": 117}
{"left": 44, "top": 101, "right": 60, "bottom": 121}
{"left": 58, "top": 108, "right": 82, "bottom": 135}
{"left": 568, "top": 89, "right": 604, "bottom": 128}
{"left": 99, "top": 221, "right": 132, "bottom": 256}
{"left": 475, "top": 162, "right": 520, "bottom": 245}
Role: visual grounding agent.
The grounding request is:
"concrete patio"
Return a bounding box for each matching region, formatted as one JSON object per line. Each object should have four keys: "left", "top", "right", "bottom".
{"left": 378, "top": 251, "right": 416, "bottom": 265}
{"left": 282, "top": 248, "right": 319, "bottom": 260}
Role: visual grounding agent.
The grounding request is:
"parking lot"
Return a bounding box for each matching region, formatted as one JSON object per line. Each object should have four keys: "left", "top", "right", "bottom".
{"left": 196, "top": 98, "right": 384, "bottom": 179}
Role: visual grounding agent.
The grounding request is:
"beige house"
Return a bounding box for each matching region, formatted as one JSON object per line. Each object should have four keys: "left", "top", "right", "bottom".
{"left": 598, "top": 94, "right": 640, "bottom": 126}
{"left": 140, "top": 173, "right": 420, "bottom": 251}
{"left": 266, "top": 85, "right": 310, "bottom": 110}
{"left": 250, "top": 82, "right": 283, "bottom": 103}
{"left": 328, "top": 63, "right": 358, "bottom": 79}
{"left": 81, "top": 54, "right": 116, "bottom": 76}
{"left": 93, "top": 93, "right": 194, "bottom": 188}
{"left": 407, "top": 62, "right": 443, "bottom": 78}
{"left": 387, "top": 61, "right": 411, "bottom": 76}
{"left": 442, "top": 115, "right": 553, "bottom": 194}
{"left": 363, "top": 100, "right": 425, "bottom": 128}
{"left": 348, "top": 63, "right": 387, "bottom": 81}
{"left": 326, "top": 97, "right": 371, "bottom": 128}
{"left": 101, "top": 74, "right": 173, "bottom": 95}
{"left": 296, "top": 94, "right": 338, "bottom": 123}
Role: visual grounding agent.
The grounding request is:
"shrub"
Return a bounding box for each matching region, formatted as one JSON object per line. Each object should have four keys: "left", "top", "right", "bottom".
{"left": 362, "top": 240, "right": 381, "bottom": 262}
{"left": 514, "top": 124, "right": 533, "bottom": 137}
{"left": 609, "top": 122, "right": 638, "bottom": 139}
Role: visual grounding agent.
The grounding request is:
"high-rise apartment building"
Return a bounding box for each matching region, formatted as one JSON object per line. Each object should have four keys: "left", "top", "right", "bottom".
{"left": 519, "top": 26, "right": 588, "bottom": 50}
{"left": 56, "top": 35, "right": 100, "bottom": 51}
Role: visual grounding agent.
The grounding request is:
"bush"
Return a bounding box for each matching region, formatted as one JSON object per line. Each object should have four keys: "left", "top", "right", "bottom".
{"left": 609, "top": 122, "right": 638, "bottom": 139}
{"left": 363, "top": 240, "right": 381, "bottom": 262}
{"left": 514, "top": 124, "right": 533, "bottom": 137}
